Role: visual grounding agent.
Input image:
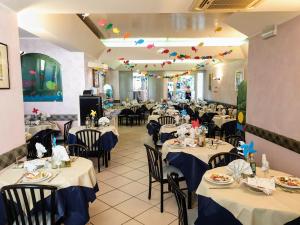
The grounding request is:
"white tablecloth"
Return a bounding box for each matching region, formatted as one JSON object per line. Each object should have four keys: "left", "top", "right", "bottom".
{"left": 25, "top": 122, "right": 60, "bottom": 136}
{"left": 162, "top": 139, "right": 233, "bottom": 163}
{"left": 196, "top": 167, "right": 300, "bottom": 225}
{"left": 69, "top": 125, "right": 119, "bottom": 137}
{"left": 160, "top": 125, "right": 178, "bottom": 134}
{"left": 212, "top": 115, "right": 236, "bottom": 128}
{"left": 148, "top": 115, "right": 160, "bottom": 123}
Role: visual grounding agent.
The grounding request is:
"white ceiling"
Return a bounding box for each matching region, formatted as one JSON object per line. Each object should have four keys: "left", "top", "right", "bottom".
{"left": 2, "top": 0, "right": 300, "bottom": 13}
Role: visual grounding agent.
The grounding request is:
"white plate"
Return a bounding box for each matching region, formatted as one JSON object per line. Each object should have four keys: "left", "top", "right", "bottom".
{"left": 23, "top": 172, "right": 52, "bottom": 183}
{"left": 204, "top": 173, "right": 234, "bottom": 185}
{"left": 275, "top": 176, "right": 300, "bottom": 189}
{"left": 243, "top": 181, "right": 264, "bottom": 193}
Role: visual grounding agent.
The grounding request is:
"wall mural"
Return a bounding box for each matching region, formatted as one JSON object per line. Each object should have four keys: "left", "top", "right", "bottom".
{"left": 21, "top": 53, "right": 63, "bottom": 102}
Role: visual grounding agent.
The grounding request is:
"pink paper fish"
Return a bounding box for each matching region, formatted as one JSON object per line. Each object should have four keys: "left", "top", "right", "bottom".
{"left": 98, "top": 19, "right": 107, "bottom": 27}
{"left": 146, "top": 44, "right": 155, "bottom": 49}
{"left": 191, "top": 46, "right": 198, "bottom": 53}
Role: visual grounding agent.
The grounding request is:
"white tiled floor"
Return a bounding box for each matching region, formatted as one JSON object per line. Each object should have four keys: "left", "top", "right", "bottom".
{"left": 88, "top": 125, "right": 197, "bottom": 225}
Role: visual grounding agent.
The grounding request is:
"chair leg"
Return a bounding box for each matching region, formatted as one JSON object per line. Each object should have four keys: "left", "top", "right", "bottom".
{"left": 160, "top": 183, "right": 164, "bottom": 213}
{"left": 97, "top": 157, "right": 100, "bottom": 173}
{"left": 148, "top": 176, "right": 152, "bottom": 200}
{"left": 188, "top": 191, "right": 192, "bottom": 209}
{"left": 108, "top": 152, "right": 111, "bottom": 161}
{"left": 105, "top": 152, "right": 108, "bottom": 168}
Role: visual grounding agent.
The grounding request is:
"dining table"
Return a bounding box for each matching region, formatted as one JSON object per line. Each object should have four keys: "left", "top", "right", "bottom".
{"left": 67, "top": 125, "right": 119, "bottom": 153}
{"left": 212, "top": 115, "right": 236, "bottom": 128}
{"left": 195, "top": 167, "right": 300, "bottom": 225}
{"left": 162, "top": 138, "right": 234, "bottom": 192}
{"left": 25, "top": 121, "right": 60, "bottom": 136}
{"left": 0, "top": 157, "right": 98, "bottom": 225}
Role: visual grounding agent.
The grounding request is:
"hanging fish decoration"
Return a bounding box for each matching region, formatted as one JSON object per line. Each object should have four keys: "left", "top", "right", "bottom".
{"left": 112, "top": 27, "right": 120, "bottom": 34}
{"left": 161, "top": 49, "right": 169, "bottom": 54}
{"left": 194, "top": 56, "right": 200, "bottom": 59}
{"left": 135, "top": 39, "right": 145, "bottom": 45}
{"left": 145, "top": 64, "right": 148, "bottom": 68}
{"left": 198, "top": 42, "right": 204, "bottom": 47}
{"left": 105, "top": 23, "right": 113, "bottom": 30}
{"left": 98, "top": 19, "right": 107, "bottom": 27}
{"left": 166, "top": 61, "right": 172, "bottom": 65}
{"left": 107, "top": 48, "right": 112, "bottom": 53}
{"left": 214, "top": 26, "right": 223, "bottom": 32}
{"left": 191, "top": 47, "right": 198, "bottom": 53}
{"left": 118, "top": 57, "right": 125, "bottom": 60}
{"left": 123, "top": 32, "right": 131, "bottom": 39}
{"left": 169, "top": 52, "right": 177, "bottom": 57}
{"left": 146, "top": 44, "right": 155, "bottom": 49}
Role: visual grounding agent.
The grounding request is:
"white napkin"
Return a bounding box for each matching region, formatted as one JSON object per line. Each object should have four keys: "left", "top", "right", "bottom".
{"left": 245, "top": 177, "right": 275, "bottom": 195}
{"left": 35, "top": 143, "right": 47, "bottom": 158}
{"left": 232, "top": 109, "right": 237, "bottom": 116}
{"left": 227, "top": 159, "right": 253, "bottom": 180}
{"left": 177, "top": 126, "right": 188, "bottom": 138}
{"left": 98, "top": 117, "right": 110, "bottom": 125}
{"left": 52, "top": 145, "right": 70, "bottom": 161}
{"left": 184, "top": 115, "right": 190, "bottom": 123}
{"left": 222, "top": 109, "right": 227, "bottom": 115}
{"left": 184, "top": 138, "right": 197, "bottom": 147}
{"left": 24, "top": 159, "right": 45, "bottom": 172}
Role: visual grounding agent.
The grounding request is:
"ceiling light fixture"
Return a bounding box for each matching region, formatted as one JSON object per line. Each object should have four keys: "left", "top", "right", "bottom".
{"left": 101, "top": 37, "right": 247, "bottom": 48}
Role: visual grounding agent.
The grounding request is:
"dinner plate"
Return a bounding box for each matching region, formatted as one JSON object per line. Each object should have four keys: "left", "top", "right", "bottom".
{"left": 243, "top": 181, "right": 264, "bottom": 193}
{"left": 22, "top": 171, "right": 52, "bottom": 183}
{"left": 204, "top": 173, "right": 234, "bottom": 185}
{"left": 274, "top": 176, "right": 300, "bottom": 189}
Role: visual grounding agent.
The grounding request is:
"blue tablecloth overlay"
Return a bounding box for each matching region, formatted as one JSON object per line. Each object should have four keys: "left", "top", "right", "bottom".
{"left": 0, "top": 184, "right": 99, "bottom": 225}
{"left": 195, "top": 195, "right": 300, "bottom": 225}
{"left": 166, "top": 152, "right": 209, "bottom": 192}
{"left": 68, "top": 131, "right": 118, "bottom": 152}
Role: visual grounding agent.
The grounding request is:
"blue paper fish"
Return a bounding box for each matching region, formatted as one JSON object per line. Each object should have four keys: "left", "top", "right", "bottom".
{"left": 169, "top": 52, "right": 177, "bottom": 57}
{"left": 181, "top": 110, "right": 187, "bottom": 117}
{"left": 240, "top": 141, "right": 257, "bottom": 158}
{"left": 135, "top": 39, "right": 144, "bottom": 45}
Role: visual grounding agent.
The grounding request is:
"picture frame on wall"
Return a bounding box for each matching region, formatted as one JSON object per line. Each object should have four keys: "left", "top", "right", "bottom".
{"left": 235, "top": 70, "right": 244, "bottom": 91}
{"left": 0, "top": 42, "right": 10, "bottom": 89}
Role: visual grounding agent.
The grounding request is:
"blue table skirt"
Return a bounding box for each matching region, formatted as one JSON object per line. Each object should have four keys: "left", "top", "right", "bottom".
{"left": 160, "top": 132, "right": 176, "bottom": 143}
{"left": 166, "top": 152, "right": 209, "bottom": 192}
{"left": 0, "top": 184, "right": 99, "bottom": 225}
{"left": 68, "top": 132, "right": 118, "bottom": 152}
{"left": 195, "top": 195, "right": 300, "bottom": 225}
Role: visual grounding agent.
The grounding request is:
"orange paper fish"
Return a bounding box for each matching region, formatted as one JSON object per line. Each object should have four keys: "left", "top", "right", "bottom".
{"left": 123, "top": 32, "right": 131, "bottom": 39}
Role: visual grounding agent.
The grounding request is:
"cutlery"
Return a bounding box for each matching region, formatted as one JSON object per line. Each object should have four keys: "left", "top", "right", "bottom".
{"left": 15, "top": 173, "right": 26, "bottom": 184}
{"left": 47, "top": 172, "right": 60, "bottom": 183}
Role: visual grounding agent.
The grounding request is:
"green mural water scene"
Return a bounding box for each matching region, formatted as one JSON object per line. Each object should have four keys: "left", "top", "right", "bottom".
{"left": 21, "top": 53, "right": 63, "bottom": 102}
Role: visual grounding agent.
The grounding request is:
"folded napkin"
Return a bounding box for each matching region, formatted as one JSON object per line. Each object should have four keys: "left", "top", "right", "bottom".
{"left": 227, "top": 159, "right": 253, "bottom": 180}
{"left": 35, "top": 143, "right": 47, "bottom": 158}
{"left": 98, "top": 117, "right": 110, "bottom": 125}
{"left": 184, "top": 138, "right": 197, "bottom": 147}
{"left": 24, "top": 159, "right": 45, "bottom": 172}
{"left": 222, "top": 109, "right": 227, "bottom": 115}
{"left": 52, "top": 145, "right": 70, "bottom": 162}
{"left": 245, "top": 177, "right": 275, "bottom": 195}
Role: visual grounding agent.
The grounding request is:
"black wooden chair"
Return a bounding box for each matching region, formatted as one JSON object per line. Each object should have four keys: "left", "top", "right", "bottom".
{"left": 66, "top": 144, "right": 88, "bottom": 157}
{"left": 1, "top": 184, "right": 57, "bottom": 225}
{"left": 128, "top": 106, "right": 141, "bottom": 126}
{"left": 63, "top": 120, "right": 73, "bottom": 144}
{"left": 144, "top": 144, "right": 190, "bottom": 212}
{"left": 75, "top": 129, "right": 105, "bottom": 172}
{"left": 221, "top": 120, "right": 237, "bottom": 138}
{"left": 225, "top": 135, "right": 244, "bottom": 147}
{"left": 27, "top": 129, "right": 55, "bottom": 159}
{"left": 208, "top": 152, "right": 244, "bottom": 169}
{"left": 167, "top": 173, "right": 188, "bottom": 225}
{"left": 158, "top": 116, "right": 175, "bottom": 125}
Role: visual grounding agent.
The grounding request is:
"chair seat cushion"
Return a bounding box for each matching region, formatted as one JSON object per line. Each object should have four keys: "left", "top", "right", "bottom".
{"left": 163, "top": 165, "right": 184, "bottom": 180}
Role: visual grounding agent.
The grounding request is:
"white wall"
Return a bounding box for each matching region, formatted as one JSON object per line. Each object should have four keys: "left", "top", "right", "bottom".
{"left": 105, "top": 70, "right": 120, "bottom": 99}
{"left": 204, "top": 60, "right": 246, "bottom": 105}
{"left": 0, "top": 5, "right": 25, "bottom": 154}
{"left": 20, "top": 38, "right": 86, "bottom": 120}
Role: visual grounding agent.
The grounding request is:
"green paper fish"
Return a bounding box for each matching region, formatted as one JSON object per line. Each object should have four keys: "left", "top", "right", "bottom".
{"left": 105, "top": 23, "right": 113, "bottom": 30}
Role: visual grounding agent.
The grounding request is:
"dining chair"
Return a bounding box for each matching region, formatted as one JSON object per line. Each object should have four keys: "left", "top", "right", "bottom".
{"left": 75, "top": 129, "right": 104, "bottom": 172}
{"left": 208, "top": 152, "right": 244, "bottom": 169}
{"left": 158, "top": 116, "right": 175, "bottom": 125}
{"left": 221, "top": 121, "right": 237, "bottom": 138}
{"left": 144, "top": 144, "right": 190, "bottom": 212}
{"left": 63, "top": 120, "right": 73, "bottom": 144}
{"left": 0, "top": 184, "right": 57, "bottom": 225}
{"left": 66, "top": 144, "right": 88, "bottom": 158}
{"left": 128, "top": 106, "right": 141, "bottom": 126}
{"left": 167, "top": 173, "right": 188, "bottom": 225}
{"left": 225, "top": 135, "right": 244, "bottom": 147}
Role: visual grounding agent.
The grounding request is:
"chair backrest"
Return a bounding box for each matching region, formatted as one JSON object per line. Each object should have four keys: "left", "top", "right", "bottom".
{"left": 158, "top": 116, "right": 175, "bottom": 125}
{"left": 41, "top": 130, "right": 56, "bottom": 157}
{"left": 1, "top": 184, "right": 57, "bottom": 225}
{"left": 225, "top": 135, "right": 244, "bottom": 147}
{"left": 208, "top": 152, "right": 244, "bottom": 169}
{"left": 144, "top": 144, "right": 163, "bottom": 181}
{"left": 221, "top": 121, "right": 237, "bottom": 137}
{"left": 75, "top": 129, "right": 102, "bottom": 153}
{"left": 167, "top": 173, "right": 188, "bottom": 225}
{"left": 63, "top": 120, "right": 73, "bottom": 142}
{"left": 130, "top": 106, "right": 140, "bottom": 113}
{"left": 66, "top": 144, "right": 88, "bottom": 157}
{"left": 27, "top": 129, "right": 54, "bottom": 159}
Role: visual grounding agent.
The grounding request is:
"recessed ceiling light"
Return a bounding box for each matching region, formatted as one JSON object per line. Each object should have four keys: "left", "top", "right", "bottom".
{"left": 101, "top": 38, "right": 247, "bottom": 48}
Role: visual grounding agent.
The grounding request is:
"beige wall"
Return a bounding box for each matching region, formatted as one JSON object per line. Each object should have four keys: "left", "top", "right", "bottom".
{"left": 0, "top": 6, "right": 25, "bottom": 153}
{"left": 204, "top": 60, "right": 247, "bottom": 105}
{"left": 247, "top": 15, "right": 300, "bottom": 176}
